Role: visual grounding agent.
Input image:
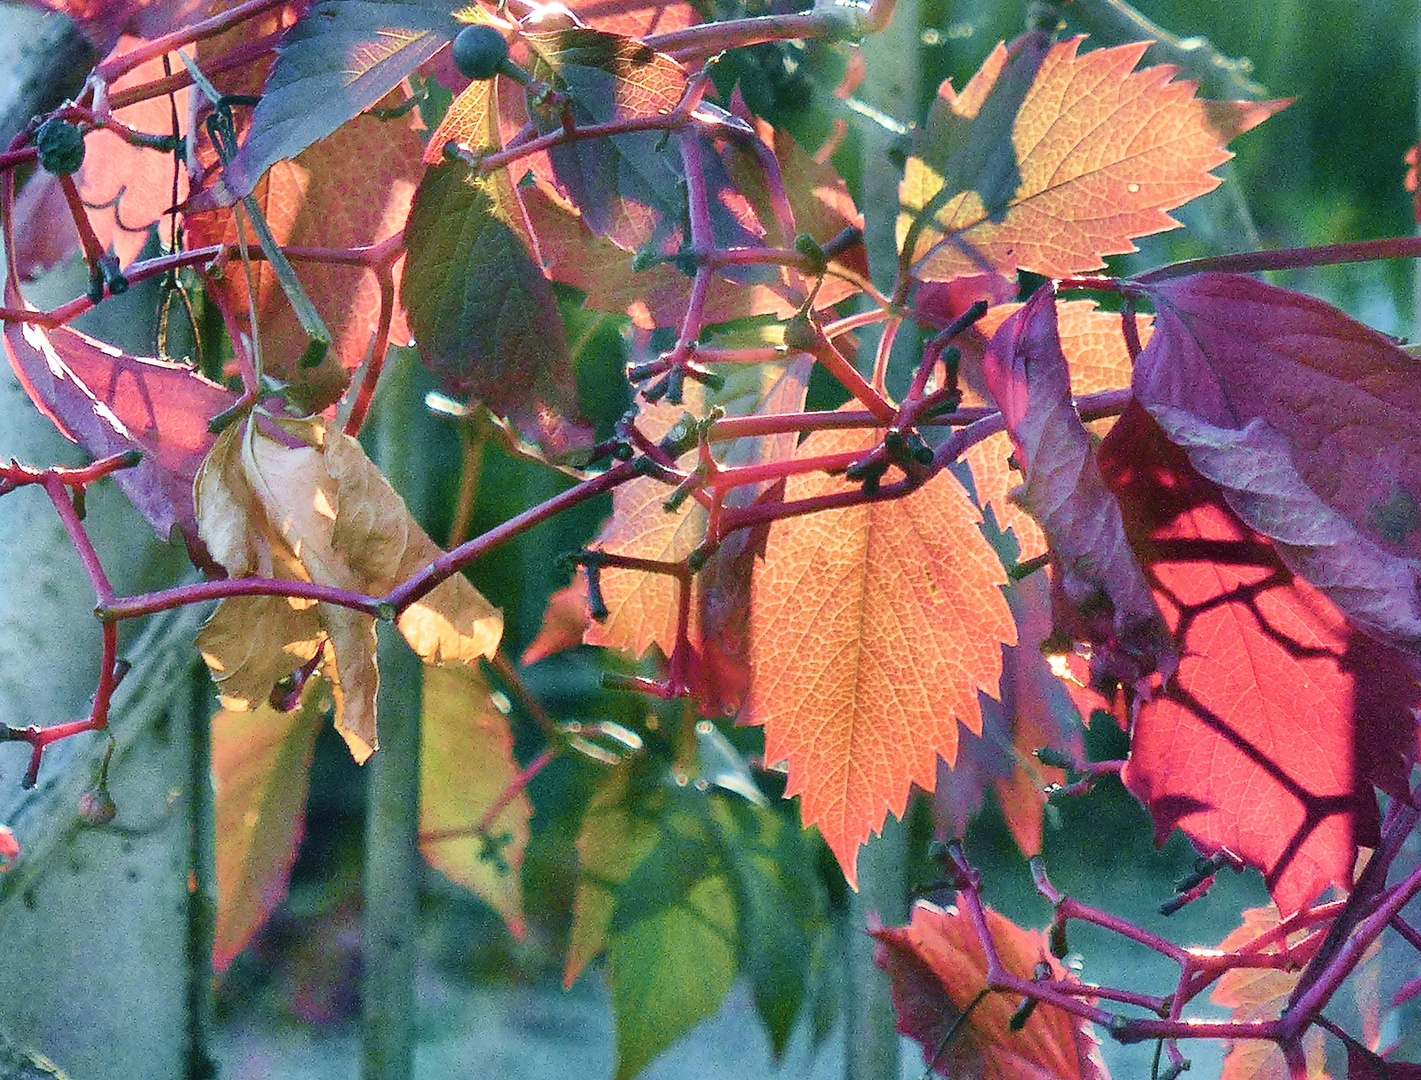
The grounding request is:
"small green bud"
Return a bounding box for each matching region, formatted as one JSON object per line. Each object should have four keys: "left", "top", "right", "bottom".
{"left": 35, "top": 118, "right": 85, "bottom": 175}
{"left": 451, "top": 24, "right": 509, "bottom": 81}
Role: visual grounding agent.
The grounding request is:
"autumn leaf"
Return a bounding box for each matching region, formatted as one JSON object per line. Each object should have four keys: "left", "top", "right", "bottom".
{"left": 26, "top": 0, "right": 207, "bottom": 50}
{"left": 73, "top": 36, "right": 191, "bottom": 269}
{"left": 900, "top": 36, "right": 1287, "bottom": 282}
{"left": 523, "top": 27, "right": 687, "bottom": 249}
{"left": 958, "top": 296, "right": 1146, "bottom": 563}
{"left": 402, "top": 149, "right": 591, "bottom": 457}
{"left": 1100, "top": 406, "right": 1421, "bottom": 914}
{"left": 586, "top": 360, "right": 808, "bottom": 665}
{"left": 520, "top": 576, "right": 594, "bottom": 666}
{"left": 1, "top": 302, "right": 235, "bottom": 547}
{"left": 211, "top": 680, "right": 327, "bottom": 971}
{"left": 196, "top": 416, "right": 503, "bottom": 762}
{"left": 560, "top": 0, "right": 699, "bottom": 38}
{"left": 1130, "top": 271, "right": 1421, "bottom": 645}
{"left": 419, "top": 663, "right": 529, "bottom": 938}
{"left": 1211, "top": 904, "right": 1329, "bottom": 1080}
{"left": 747, "top": 422, "right": 1015, "bottom": 886}
{"left": 981, "top": 287, "right": 1175, "bottom": 695}
{"left": 188, "top": 0, "right": 455, "bottom": 210}
{"left": 872, "top": 898, "right": 1108, "bottom": 1080}
{"left": 935, "top": 572, "right": 1083, "bottom": 856}
{"left": 183, "top": 108, "right": 422, "bottom": 410}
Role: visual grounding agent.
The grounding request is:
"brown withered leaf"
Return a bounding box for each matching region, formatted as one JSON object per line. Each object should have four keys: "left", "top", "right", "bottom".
{"left": 196, "top": 415, "right": 503, "bottom": 761}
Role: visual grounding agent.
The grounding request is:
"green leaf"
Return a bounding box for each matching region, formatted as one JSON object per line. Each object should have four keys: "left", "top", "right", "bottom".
{"left": 402, "top": 150, "right": 590, "bottom": 457}
{"left": 211, "top": 681, "right": 326, "bottom": 971}
{"left": 192, "top": 0, "right": 456, "bottom": 208}
{"left": 419, "top": 663, "right": 529, "bottom": 939}
{"left": 565, "top": 763, "right": 663, "bottom": 987}
{"left": 712, "top": 798, "right": 822, "bottom": 1059}
{"left": 524, "top": 28, "right": 687, "bottom": 248}
{"left": 607, "top": 797, "right": 738, "bottom": 1080}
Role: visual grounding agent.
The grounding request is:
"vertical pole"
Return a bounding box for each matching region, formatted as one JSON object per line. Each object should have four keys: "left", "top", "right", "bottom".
{"left": 848, "top": 0, "right": 919, "bottom": 1075}
{"left": 361, "top": 351, "right": 423, "bottom": 1080}
{"left": 186, "top": 666, "right": 217, "bottom": 1080}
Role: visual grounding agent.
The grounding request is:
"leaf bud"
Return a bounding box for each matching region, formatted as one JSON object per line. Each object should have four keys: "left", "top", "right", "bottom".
{"left": 664, "top": 367, "right": 685, "bottom": 405}
{"left": 100, "top": 255, "right": 128, "bottom": 297}
{"left": 793, "top": 233, "right": 826, "bottom": 271}
{"left": 1035, "top": 746, "right": 1076, "bottom": 770}
{"left": 34, "top": 118, "right": 85, "bottom": 175}
{"left": 78, "top": 786, "right": 117, "bottom": 826}
{"left": 1049, "top": 917, "right": 1069, "bottom": 958}
{"left": 783, "top": 313, "right": 818, "bottom": 353}
{"left": 1008, "top": 996, "right": 1037, "bottom": 1032}
{"left": 451, "top": 24, "right": 510, "bottom": 81}
{"left": 1158, "top": 1060, "right": 1191, "bottom": 1080}
{"left": 585, "top": 565, "right": 608, "bottom": 622}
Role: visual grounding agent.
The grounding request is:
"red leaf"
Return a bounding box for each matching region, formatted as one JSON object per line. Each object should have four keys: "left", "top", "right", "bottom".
{"left": 872, "top": 899, "right": 1108, "bottom": 1080}
{"left": 521, "top": 577, "right": 594, "bottom": 666}
{"left": 184, "top": 108, "right": 421, "bottom": 411}
{"left": 23, "top": 0, "right": 209, "bottom": 51}
{"left": 981, "top": 287, "right": 1176, "bottom": 693}
{"left": 1, "top": 299, "right": 235, "bottom": 544}
{"left": 560, "top": 0, "right": 699, "bottom": 37}
{"left": 1132, "top": 273, "right": 1421, "bottom": 564}
{"left": 76, "top": 37, "right": 191, "bottom": 268}
{"left": 1100, "top": 406, "right": 1421, "bottom": 914}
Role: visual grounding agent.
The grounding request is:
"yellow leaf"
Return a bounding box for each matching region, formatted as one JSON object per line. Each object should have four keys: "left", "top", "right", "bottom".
{"left": 419, "top": 664, "right": 528, "bottom": 939}
{"left": 195, "top": 415, "right": 503, "bottom": 763}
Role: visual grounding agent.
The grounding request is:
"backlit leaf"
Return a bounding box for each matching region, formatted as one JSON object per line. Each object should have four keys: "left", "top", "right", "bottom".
{"left": 1131, "top": 273, "right": 1421, "bottom": 565}
{"left": 1, "top": 298, "right": 235, "bottom": 547}
{"left": 872, "top": 898, "right": 1109, "bottom": 1080}
{"left": 188, "top": 0, "right": 455, "bottom": 209}
{"left": 1211, "top": 905, "right": 1329, "bottom": 1080}
{"left": 211, "top": 680, "right": 326, "bottom": 971}
{"left": 747, "top": 422, "right": 1015, "bottom": 886}
{"left": 402, "top": 152, "right": 591, "bottom": 456}
{"left": 981, "top": 288, "right": 1175, "bottom": 695}
{"left": 76, "top": 36, "right": 190, "bottom": 268}
{"left": 419, "top": 663, "right": 529, "bottom": 938}
{"left": 1147, "top": 404, "right": 1421, "bottom": 653}
{"left": 196, "top": 416, "right": 503, "bottom": 762}
{"left": 560, "top": 0, "right": 699, "bottom": 37}
{"left": 960, "top": 297, "right": 1145, "bottom": 563}
{"left": 935, "top": 572, "right": 1082, "bottom": 856}
{"left": 184, "top": 108, "right": 422, "bottom": 410}
{"left": 1100, "top": 407, "right": 1421, "bottom": 913}
{"left": 900, "top": 37, "right": 1287, "bottom": 281}
{"left": 524, "top": 27, "right": 687, "bottom": 249}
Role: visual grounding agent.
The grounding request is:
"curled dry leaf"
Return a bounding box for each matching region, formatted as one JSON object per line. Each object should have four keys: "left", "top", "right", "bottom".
{"left": 981, "top": 287, "right": 1176, "bottom": 695}
{"left": 196, "top": 415, "right": 503, "bottom": 761}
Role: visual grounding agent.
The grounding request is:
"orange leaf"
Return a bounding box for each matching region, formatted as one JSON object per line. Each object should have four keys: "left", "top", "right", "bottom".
{"left": 901, "top": 37, "right": 1288, "bottom": 282}
{"left": 872, "top": 898, "right": 1108, "bottom": 1080}
{"left": 419, "top": 663, "right": 529, "bottom": 939}
{"left": 211, "top": 681, "right": 326, "bottom": 971}
{"left": 747, "top": 424, "right": 1015, "bottom": 885}
{"left": 184, "top": 109, "right": 420, "bottom": 410}
{"left": 1211, "top": 905, "right": 1330, "bottom": 1080}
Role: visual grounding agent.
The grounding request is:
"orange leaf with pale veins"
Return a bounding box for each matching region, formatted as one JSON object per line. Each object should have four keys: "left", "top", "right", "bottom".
{"left": 1211, "top": 905, "right": 1330, "bottom": 1080}
{"left": 184, "top": 109, "right": 420, "bottom": 410}
{"left": 901, "top": 36, "right": 1288, "bottom": 282}
{"left": 747, "top": 424, "right": 1014, "bottom": 886}
{"left": 872, "top": 898, "right": 1108, "bottom": 1080}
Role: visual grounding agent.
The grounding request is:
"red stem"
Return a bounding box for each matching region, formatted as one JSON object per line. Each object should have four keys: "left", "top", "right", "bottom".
{"left": 96, "top": 0, "right": 290, "bottom": 82}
